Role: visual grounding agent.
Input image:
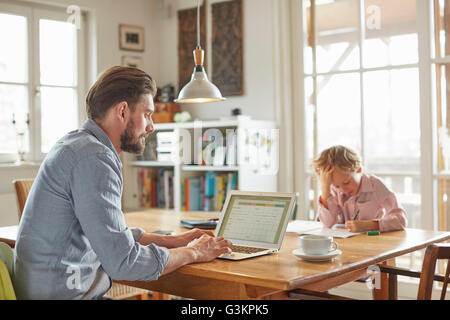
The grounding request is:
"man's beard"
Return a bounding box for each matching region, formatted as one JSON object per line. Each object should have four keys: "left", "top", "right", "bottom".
{"left": 120, "top": 119, "right": 146, "bottom": 154}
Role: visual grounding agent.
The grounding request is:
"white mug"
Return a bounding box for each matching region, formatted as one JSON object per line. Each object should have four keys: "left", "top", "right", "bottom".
{"left": 299, "top": 235, "right": 338, "bottom": 256}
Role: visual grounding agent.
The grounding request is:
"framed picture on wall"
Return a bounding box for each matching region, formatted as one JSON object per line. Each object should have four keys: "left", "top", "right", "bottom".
{"left": 122, "top": 55, "right": 143, "bottom": 69}
{"left": 119, "top": 24, "right": 145, "bottom": 51}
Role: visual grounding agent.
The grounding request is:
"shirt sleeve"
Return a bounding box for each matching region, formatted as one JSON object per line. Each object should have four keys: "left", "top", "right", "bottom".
{"left": 70, "top": 152, "right": 169, "bottom": 281}
{"left": 372, "top": 178, "right": 408, "bottom": 232}
{"left": 317, "top": 187, "right": 344, "bottom": 228}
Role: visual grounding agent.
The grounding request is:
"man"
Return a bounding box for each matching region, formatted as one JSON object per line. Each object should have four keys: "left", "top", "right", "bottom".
{"left": 13, "top": 66, "right": 232, "bottom": 299}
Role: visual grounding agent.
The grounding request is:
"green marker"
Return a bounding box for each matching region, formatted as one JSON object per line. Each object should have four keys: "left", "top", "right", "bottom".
{"left": 367, "top": 231, "right": 380, "bottom": 236}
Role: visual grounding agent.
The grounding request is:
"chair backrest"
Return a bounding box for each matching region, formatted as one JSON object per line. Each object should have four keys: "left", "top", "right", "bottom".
{"left": 417, "top": 243, "right": 450, "bottom": 300}
{"left": 0, "top": 242, "right": 16, "bottom": 300}
{"left": 12, "top": 179, "right": 34, "bottom": 222}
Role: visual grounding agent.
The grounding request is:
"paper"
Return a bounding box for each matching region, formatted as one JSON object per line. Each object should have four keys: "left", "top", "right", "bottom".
{"left": 286, "top": 220, "right": 323, "bottom": 234}
{"left": 286, "top": 220, "right": 361, "bottom": 239}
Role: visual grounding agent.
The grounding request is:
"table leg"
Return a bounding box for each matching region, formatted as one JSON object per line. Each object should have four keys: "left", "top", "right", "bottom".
{"left": 373, "top": 259, "right": 397, "bottom": 300}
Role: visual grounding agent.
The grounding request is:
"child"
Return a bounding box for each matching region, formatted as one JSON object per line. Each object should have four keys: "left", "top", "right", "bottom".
{"left": 313, "top": 145, "right": 407, "bottom": 233}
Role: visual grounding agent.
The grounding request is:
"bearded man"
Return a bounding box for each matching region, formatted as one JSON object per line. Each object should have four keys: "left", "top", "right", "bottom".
{"left": 13, "top": 66, "right": 231, "bottom": 300}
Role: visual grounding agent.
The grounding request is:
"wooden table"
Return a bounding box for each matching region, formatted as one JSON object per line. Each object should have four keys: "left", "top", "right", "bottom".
{"left": 2, "top": 209, "right": 449, "bottom": 300}
{"left": 117, "top": 209, "right": 450, "bottom": 300}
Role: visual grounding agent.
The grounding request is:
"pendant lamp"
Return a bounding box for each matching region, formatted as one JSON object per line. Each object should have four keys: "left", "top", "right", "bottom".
{"left": 174, "top": 0, "right": 225, "bottom": 104}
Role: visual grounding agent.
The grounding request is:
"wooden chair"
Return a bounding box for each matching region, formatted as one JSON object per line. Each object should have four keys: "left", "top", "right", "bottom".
{"left": 11, "top": 178, "right": 150, "bottom": 300}
{"left": 380, "top": 243, "right": 450, "bottom": 300}
{"left": 12, "top": 179, "right": 34, "bottom": 221}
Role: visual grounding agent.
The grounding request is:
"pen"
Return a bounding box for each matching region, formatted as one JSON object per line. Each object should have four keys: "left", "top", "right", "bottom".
{"left": 353, "top": 209, "right": 360, "bottom": 221}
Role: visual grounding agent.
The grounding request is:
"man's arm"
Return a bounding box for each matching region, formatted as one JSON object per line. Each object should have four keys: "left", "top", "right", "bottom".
{"left": 137, "top": 228, "right": 214, "bottom": 249}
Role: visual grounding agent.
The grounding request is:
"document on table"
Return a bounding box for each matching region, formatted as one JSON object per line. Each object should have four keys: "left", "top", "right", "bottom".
{"left": 286, "top": 220, "right": 362, "bottom": 238}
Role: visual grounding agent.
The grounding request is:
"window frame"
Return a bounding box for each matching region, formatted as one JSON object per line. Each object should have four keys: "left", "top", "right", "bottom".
{"left": 0, "top": 1, "right": 86, "bottom": 163}
{"left": 294, "top": 0, "right": 439, "bottom": 231}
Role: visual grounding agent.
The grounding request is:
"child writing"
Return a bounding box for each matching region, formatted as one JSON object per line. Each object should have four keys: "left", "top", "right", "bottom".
{"left": 313, "top": 145, "right": 407, "bottom": 233}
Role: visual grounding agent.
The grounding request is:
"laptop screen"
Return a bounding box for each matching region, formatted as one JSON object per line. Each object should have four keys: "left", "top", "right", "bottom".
{"left": 216, "top": 194, "right": 293, "bottom": 245}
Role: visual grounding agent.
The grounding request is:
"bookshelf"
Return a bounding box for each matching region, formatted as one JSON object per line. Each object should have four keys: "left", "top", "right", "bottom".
{"left": 122, "top": 116, "right": 278, "bottom": 213}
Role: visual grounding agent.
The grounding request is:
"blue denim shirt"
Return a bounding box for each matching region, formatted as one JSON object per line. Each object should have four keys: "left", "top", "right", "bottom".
{"left": 13, "top": 119, "right": 169, "bottom": 299}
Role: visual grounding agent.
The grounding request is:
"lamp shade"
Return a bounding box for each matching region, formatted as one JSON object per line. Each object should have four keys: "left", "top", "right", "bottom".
{"left": 175, "top": 66, "right": 226, "bottom": 104}
{"left": 175, "top": 47, "right": 226, "bottom": 104}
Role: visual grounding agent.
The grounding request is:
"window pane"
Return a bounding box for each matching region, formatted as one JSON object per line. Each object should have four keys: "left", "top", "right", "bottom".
{"left": 437, "top": 65, "right": 450, "bottom": 173}
{"left": 0, "top": 13, "right": 28, "bottom": 83}
{"left": 364, "top": 68, "right": 421, "bottom": 172}
{"left": 364, "top": 0, "right": 418, "bottom": 68}
{"left": 316, "top": 73, "right": 361, "bottom": 153}
{"left": 0, "top": 84, "right": 29, "bottom": 154}
{"left": 305, "top": 76, "right": 315, "bottom": 164}
{"left": 376, "top": 174, "right": 421, "bottom": 228}
{"left": 315, "top": 0, "right": 360, "bottom": 73}
{"left": 41, "top": 87, "right": 78, "bottom": 153}
{"left": 39, "top": 19, "right": 77, "bottom": 86}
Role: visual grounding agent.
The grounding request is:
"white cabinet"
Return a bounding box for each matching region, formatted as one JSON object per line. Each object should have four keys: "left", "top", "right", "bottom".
{"left": 122, "top": 116, "right": 279, "bottom": 212}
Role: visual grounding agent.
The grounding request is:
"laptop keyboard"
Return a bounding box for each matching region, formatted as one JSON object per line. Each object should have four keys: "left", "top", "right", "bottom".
{"left": 231, "top": 245, "right": 268, "bottom": 254}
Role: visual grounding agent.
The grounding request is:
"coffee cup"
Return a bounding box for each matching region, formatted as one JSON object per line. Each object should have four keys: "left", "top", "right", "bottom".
{"left": 299, "top": 235, "right": 338, "bottom": 256}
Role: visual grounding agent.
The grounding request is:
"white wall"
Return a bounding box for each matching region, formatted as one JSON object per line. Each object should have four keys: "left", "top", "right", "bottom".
{"left": 157, "top": 0, "right": 278, "bottom": 121}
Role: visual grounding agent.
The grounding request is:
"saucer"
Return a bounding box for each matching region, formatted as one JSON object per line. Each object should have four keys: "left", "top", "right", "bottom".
{"left": 292, "top": 249, "right": 342, "bottom": 262}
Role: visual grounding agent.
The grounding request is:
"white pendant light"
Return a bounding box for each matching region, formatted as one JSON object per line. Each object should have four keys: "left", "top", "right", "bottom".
{"left": 175, "top": 0, "right": 225, "bottom": 104}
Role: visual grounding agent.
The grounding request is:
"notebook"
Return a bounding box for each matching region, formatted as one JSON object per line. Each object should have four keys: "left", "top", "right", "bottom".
{"left": 215, "top": 190, "right": 297, "bottom": 260}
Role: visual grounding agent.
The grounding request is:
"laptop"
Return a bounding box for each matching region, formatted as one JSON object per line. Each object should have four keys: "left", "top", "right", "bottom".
{"left": 215, "top": 190, "right": 297, "bottom": 260}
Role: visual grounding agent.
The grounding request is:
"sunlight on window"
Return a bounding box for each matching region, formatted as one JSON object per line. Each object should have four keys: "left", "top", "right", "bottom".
{"left": 316, "top": 73, "right": 361, "bottom": 153}
{"left": 39, "top": 18, "right": 78, "bottom": 153}
{"left": 0, "top": 84, "right": 29, "bottom": 154}
{"left": 40, "top": 87, "right": 78, "bottom": 153}
{"left": 39, "top": 19, "right": 77, "bottom": 86}
{"left": 0, "top": 13, "right": 28, "bottom": 83}
{"left": 305, "top": 77, "right": 315, "bottom": 163}
{"left": 364, "top": 68, "right": 420, "bottom": 169}
{"left": 316, "top": 42, "right": 360, "bottom": 73}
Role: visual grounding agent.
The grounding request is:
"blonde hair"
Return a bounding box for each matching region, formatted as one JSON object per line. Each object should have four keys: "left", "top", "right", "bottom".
{"left": 313, "top": 145, "right": 361, "bottom": 173}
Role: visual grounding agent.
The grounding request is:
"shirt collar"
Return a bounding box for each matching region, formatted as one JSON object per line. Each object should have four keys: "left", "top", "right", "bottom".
{"left": 358, "top": 174, "right": 374, "bottom": 193}
{"left": 81, "top": 118, "right": 121, "bottom": 164}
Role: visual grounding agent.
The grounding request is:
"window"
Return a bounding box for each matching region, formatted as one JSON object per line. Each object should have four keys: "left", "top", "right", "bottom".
{"left": 0, "top": 2, "right": 84, "bottom": 162}
{"left": 303, "top": 0, "right": 425, "bottom": 273}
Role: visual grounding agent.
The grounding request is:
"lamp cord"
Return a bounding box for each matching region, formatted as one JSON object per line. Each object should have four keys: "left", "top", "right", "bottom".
{"left": 197, "top": 0, "right": 201, "bottom": 49}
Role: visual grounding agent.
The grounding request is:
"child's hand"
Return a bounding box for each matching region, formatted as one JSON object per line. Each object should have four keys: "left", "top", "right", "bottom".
{"left": 318, "top": 167, "right": 334, "bottom": 200}
{"left": 345, "top": 220, "right": 380, "bottom": 233}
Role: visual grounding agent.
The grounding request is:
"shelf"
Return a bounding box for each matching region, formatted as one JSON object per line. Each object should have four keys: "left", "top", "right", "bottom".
{"left": 182, "top": 165, "right": 239, "bottom": 172}
{"left": 154, "top": 119, "right": 241, "bottom": 131}
{"left": 132, "top": 161, "right": 175, "bottom": 167}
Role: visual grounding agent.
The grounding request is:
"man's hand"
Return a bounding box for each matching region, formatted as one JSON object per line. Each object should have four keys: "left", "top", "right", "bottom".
{"left": 161, "top": 234, "right": 232, "bottom": 275}
{"left": 188, "top": 234, "right": 232, "bottom": 263}
{"left": 171, "top": 228, "right": 214, "bottom": 248}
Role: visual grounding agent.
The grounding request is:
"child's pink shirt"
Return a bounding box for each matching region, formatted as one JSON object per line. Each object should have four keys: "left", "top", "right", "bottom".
{"left": 317, "top": 174, "right": 407, "bottom": 232}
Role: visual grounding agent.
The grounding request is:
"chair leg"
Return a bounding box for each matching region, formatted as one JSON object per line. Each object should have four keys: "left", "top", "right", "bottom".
{"left": 440, "top": 261, "right": 450, "bottom": 300}
{"left": 388, "top": 273, "right": 398, "bottom": 300}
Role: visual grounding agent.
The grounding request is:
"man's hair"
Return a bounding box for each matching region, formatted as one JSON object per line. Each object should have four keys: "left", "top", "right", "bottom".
{"left": 85, "top": 66, "right": 157, "bottom": 120}
{"left": 313, "top": 145, "right": 361, "bottom": 173}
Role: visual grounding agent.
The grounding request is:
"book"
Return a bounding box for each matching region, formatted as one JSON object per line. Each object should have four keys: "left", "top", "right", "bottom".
{"left": 180, "top": 219, "right": 218, "bottom": 230}
{"left": 138, "top": 168, "right": 174, "bottom": 209}
{"left": 188, "top": 178, "right": 201, "bottom": 211}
